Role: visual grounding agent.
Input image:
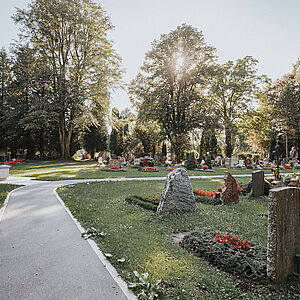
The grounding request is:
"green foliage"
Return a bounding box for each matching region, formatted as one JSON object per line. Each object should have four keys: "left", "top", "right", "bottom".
{"left": 13, "top": 0, "right": 122, "bottom": 158}
{"left": 209, "top": 56, "right": 267, "bottom": 157}
{"left": 110, "top": 108, "right": 134, "bottom": 156}
{"left": 205, "top": 153, "right": 212, "bottom": 169}
{"left": 194, "top": 195, "right": 221, "bottom": 205}
{"left": 128, "top": 271, "right": 161, "bottom": 300}
{"left": 199, "top": 121, "right": 221, "bottom": 158}
{"left": 125, "top": 194, "right": 160, "bottom": 211}
{"left": 133, "top": 121, "right": 163, "bottom": 156}
{"left": 0, "top": 184, "right": 20, "bottom": 208}
{"left": 81, "top": 227, "right": 107, "bottom": 240}
{"left": 130, "top": 24, "right": 216, "bottom": 161}
{"left": 186, "top": 153, "right": 196, "bottom": 170}
{"left": 266, "top": 73, "right": 300, "bottom": 157}
{"left": 180, "top": 228, "right": 267, "bottom": 279}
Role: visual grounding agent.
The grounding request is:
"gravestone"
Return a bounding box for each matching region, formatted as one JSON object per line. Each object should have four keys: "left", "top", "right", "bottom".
{"left": 225, "top": 158, "right": 230, "bottom": 166}
{"left": 238, "top": 160, "right": 244, "bottom": 167}
{"left": 221, "top": 171, "right": 239, "bottom": 205}
{"left": 221, "top": 158, "right": 225, "bottom": 166}
{"left": 97, "top": 156, "right": 104, "bottom": 166}
{"left": 231, "top": 155, "right": 238, "bottom": 167}
{"left": 157, "top": 168, "right": 197, "bottom": 213}
{"left": 134, "top": 158, "right": 140, "bottom": 166}
{"left": 263, "top": 159, "right": 269, "bottom": 168}
{"left": 267, "top": 187, "right": 300, "bottom": 282}
{"left": 108, "top": 159, "right": 121, "bottom": 168}
{"left": 141, "top": 156, "right": 153, "bottom": 167}
{"left": 252, "top": 170, "right": 265, "bottom": 196}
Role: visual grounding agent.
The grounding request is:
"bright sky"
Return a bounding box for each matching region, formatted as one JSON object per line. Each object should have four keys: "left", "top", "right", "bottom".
{"left": 1, "top": 0, "right": 300, "bottom": 111}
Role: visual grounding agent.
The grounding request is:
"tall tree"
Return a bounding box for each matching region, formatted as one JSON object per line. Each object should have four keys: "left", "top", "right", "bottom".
{"left": 109, "top": 108, "right": 133, "bottom": 156}
{"left": 134, "top": 120, "right": 163, "bottom": 156}
{"left": 209, "top": 56, "right": 266, "bottom": 157}
{"left": 238, "top": 91, "right": 274, "bottom": 154}
{"left": 14, "top": 0, "right": 122, "bottom": 158}
{"left": 266, "top": 73, "right": 300, "bottom": 158}
{"left": 9, "top": 45, "right": 60, "bottom": 157}
{"left": 130, "top": 24, "right": 215, "bottom": 161}
{"left": 0, "top": 48, "right": 12, "bottom": 148}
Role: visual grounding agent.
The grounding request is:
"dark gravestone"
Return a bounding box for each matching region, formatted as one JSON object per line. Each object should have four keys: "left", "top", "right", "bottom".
{"left": 267, "top": 187, "right": 300, "bottom": 282}
{"left": 157, "top": 168, "right": 197, "bottom": 213}
{"left": 252, "top": 170, "right": 265, "bottom": 196}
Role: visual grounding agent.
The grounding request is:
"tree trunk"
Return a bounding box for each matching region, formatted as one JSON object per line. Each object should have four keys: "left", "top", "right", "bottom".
{"left": 285, "top": 131, "right": 288, "bottom": 160}
{"left": 59, "top": 120, "right": 73, "bottom": 159}
{"left": 224, "top": 125, "right": 233, "bottom": 157}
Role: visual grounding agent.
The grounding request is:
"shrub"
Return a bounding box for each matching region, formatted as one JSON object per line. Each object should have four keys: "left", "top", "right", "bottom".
{"left": 180, "top": 228, "right": 267, "bottom": 279}
{"left": 186, "top": 153, "right": 196, "bottom": 170}
{"left": 125, "top": 194, "right": 161, "bottom": 211}
{"left": 125, "top": 196, "right": 158, "bottom": 211}
{"left": 205, "top": 153, "right": 212, "bottom": 169}
{"left": 194, "top": 195, "right": 221, "bottom": 205}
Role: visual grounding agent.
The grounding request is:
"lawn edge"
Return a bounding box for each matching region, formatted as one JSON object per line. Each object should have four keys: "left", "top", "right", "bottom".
{"left": 0, "top": 185, "right": 24, "bottom": 223}
{"left": 53, "top": 186, "right": 138, "bottom": 300}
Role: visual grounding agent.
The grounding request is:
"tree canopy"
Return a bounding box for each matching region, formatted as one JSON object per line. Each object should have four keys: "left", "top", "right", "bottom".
{"left": 13, "top": 0, "right": 122, "bottom": 158}
{"left": 130, "top": 24, "right": 216, "bottom": 161}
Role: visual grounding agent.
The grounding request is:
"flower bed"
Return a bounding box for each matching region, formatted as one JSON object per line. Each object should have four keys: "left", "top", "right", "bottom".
{"left": 194, "top": 181, "right": 245, "bottom": 199}
{"left": 167, "top": 166, "right": 178, "bottom": 170}
{"left": 140, "top": 166, "right": 158, "bottom": 172}
{"left": 180, "top": 227, "right": 267, "bottom": 280}
{"left": 3, "top": 161, "right": 16, "bottom": 165}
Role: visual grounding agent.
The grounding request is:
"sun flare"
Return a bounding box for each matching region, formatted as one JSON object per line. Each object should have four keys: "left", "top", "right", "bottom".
{"left": 175, "top": 55, "right": 185, "bottom": 70}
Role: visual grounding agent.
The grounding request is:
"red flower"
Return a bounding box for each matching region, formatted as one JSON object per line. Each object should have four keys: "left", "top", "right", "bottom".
{"left": 213, "top": 229, "right": 251, "bottom": 251}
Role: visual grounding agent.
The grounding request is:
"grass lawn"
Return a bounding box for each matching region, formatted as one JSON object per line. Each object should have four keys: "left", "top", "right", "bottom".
{"left": 9, "top": 160, "right": 299, "bottom": 181}
{"left": 58, "top": 178, "right": 300, "bottom": 299}
{"left": 0, "top": 184, "right": 20, "bottom": 209}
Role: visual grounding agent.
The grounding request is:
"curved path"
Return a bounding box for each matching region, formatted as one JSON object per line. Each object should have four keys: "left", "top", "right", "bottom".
{"left": 0, "top": 179, "right": 137, "bottom": 300}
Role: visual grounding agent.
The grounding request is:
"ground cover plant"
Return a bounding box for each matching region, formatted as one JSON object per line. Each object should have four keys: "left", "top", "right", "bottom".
{"left": 180, "top": 228, "right": 267, "bottom": 279}
{"left": 0, "top": 184, "right": 20, "bottom": 209}
{"left": 58, "top": 178, "right": 300, "bottom": 299}
{"left": 8, "top": 160, "right": 299, "bottom": 181}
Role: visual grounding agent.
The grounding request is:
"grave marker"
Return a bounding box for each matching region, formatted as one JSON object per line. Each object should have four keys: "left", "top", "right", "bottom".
{"left": 231, "top": 155, "right": 238, "bottom": 167}
{"left": 252, "top": 170, "right": 264, "bottom": 196}
{"left": 221, "top": 171, "right": 239, "bottom": 205}
{"left": 267, "top": 187, "right": 300, "bottom": 282}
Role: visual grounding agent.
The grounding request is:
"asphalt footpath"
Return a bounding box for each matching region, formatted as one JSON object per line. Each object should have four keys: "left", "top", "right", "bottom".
{"left": 0, "top": 183, "right": 133, "bottom": 300}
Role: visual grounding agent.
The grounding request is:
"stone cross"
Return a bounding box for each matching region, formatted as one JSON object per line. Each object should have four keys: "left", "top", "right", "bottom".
{"left": 252, "top": 170, "right": 265, "bottom": 197}
{"left": 267, "top": 187, "right": 300, "bottom": 282}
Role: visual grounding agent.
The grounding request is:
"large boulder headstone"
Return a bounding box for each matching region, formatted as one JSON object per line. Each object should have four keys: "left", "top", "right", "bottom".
{"left": 221, "top": 171, "right": 239, "bottom": 205}
{"left": 252, "top": 170, "right": 265, "bottom": 196}
{"left": 157, "top": 168, "right": 197, "bottom": 213}
{"left": 267, "top": 187, "right": 300, "bottom": 282}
